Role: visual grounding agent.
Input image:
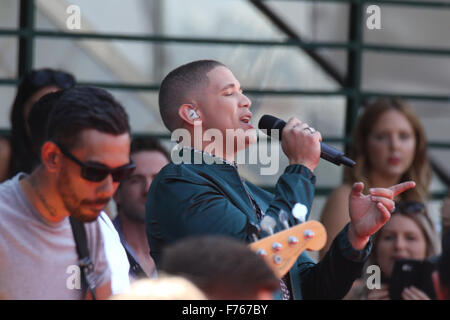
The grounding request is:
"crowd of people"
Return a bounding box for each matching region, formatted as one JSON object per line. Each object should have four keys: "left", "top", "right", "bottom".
{"left": 0, "top": 63, "right": 448, "bottom": 300}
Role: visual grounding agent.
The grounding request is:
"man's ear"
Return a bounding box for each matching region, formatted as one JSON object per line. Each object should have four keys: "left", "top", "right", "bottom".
{"left": 178, "top": 104, "right": 201, "bottom": 125}
{"left": 41, "top": 141, "right": 61, "bottom": 172}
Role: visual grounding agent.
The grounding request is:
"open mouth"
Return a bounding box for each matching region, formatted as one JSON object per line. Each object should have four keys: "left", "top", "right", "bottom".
{"left": 240, "top": 114, "right": 252, "bottom": 124}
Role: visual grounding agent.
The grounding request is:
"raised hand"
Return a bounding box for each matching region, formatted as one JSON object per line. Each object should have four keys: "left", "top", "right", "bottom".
{"left": 347, "top": 181, "right": 416, "bottom": 250}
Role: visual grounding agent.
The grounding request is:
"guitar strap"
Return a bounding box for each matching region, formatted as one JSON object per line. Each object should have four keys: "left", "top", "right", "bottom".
{"left": 124, "top": 246, "right": 148, "bottom": 279}
{"left": 69, "top": 216, "right": 97, "bottom": 300}
{"left": 241, "top": 178, "right": 292, "bottom": 300}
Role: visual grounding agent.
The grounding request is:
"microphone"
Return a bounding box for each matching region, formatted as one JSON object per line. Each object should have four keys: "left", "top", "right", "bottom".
{"left": 258, "top": 114, "right": 356, "bottom": 167}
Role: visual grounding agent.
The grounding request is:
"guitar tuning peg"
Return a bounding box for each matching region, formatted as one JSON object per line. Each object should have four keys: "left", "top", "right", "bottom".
{"left": 292, "top": 203, "right": 308, "bottom": 224}
{"left": 304, "top": 230, "right": 315, "bottom": 240}
{"left": 288, "top": 236, "right": 299, "bottom": 245}
{"left": 260, "top": 215, "right": 276, "bottom": 235}
{"left": 278, "top": 209, "right": 290, "bottom": 229}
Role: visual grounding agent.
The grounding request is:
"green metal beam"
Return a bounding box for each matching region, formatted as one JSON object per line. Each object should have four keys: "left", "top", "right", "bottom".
{"left": 344, "top": 2, "right": 364, "bottom": 155}
{"left": 17, "top": 0, "right": 35, "bottom": 78}
{"left": 259, "top": 0, "right": 450, "bottom": 8}
{"left": 2, "top": 29, "right": 450, "bottom": 56}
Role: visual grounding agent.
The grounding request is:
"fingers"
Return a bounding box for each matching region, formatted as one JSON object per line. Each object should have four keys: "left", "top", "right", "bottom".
{"left": 284, "top": 117, "right": 302, "bottom": 133}
{"left": 390, "top": 181, "right": 416, "bottom": 197}
{"left": 368, "top": 181, "right": 416, "bottom": 200}
{"left": 375, "top": 202, "right": 392, "bottom": 225}
{"left": 284, "top": 118, "right": 320, "bottom": 138}
{"left": 351, "top": 182, "right": 364, "bottom": 198}
{"left": 367, "top": 287, "right": 390, "bottom": 300}
{"left": 282, "top": 117, "right": 322, "bottom": 171}
{"left": 401, "top": 286, "right": 431, "bottom": 300}
{"left": 369, "top": 188, "right": 394, "bottom": 199}
{"left": 371, "top": 196, "right": 395, "bottom": 212}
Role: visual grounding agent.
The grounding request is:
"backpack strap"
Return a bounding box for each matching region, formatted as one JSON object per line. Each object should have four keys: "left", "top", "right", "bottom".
{"left": 69, "top": 216, "right": 97, "bottom": 300}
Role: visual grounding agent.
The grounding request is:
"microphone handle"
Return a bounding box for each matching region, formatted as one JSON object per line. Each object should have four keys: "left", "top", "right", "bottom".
{"left": 320, "top": 143, "right": 355, "bottom": 167}
{"left": 263, "top": 127, "right": 355, "bottom": 168}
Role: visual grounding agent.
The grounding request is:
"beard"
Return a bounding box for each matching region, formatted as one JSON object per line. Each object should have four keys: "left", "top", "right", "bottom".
{"left": 120, "top": 202, "right": 146, "bottom": 224}
{"left": 57, "top": 167, "right": 109, "bottom": 223}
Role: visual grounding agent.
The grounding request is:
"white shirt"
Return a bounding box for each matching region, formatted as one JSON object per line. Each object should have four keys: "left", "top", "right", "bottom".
{"left": 98, "top": 212, "right": 131, "bottom": 294}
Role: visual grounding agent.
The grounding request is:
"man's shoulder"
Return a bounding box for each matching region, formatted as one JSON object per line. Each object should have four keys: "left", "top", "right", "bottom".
{"left": 155, "top": 162, "right": 222, "bottom": 182}
{"left": 0, "top": 174, "right": 24, "bottom": 211}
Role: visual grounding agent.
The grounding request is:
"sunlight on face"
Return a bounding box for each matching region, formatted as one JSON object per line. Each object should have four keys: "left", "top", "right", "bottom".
{"left": 196, "top": 66, "right": 256, "bottom": 154}
{"left": 58, "top": 130, "right": 131, "bottom": 222}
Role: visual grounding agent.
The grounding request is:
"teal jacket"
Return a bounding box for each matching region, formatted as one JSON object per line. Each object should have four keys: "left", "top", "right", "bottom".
{"left": 146, "top": 154, "right": 371, "bottom": 299}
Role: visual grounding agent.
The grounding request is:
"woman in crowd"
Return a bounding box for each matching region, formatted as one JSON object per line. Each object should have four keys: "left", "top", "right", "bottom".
{"left": 344, "top": 201, "right": 440, "bottom": 299}
{"left": 0, "top": 68, "right": 75, "bottom": 181}
{"left": 320, "top": 98, "right": 431, "bottom": 258}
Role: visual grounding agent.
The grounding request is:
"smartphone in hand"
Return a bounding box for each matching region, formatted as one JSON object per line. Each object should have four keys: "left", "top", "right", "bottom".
{"left": 389, "top": 259, "right": 436, "bottom": 300}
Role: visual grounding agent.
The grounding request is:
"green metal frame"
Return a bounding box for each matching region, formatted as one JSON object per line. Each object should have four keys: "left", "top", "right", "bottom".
{"left": 0, "top": 0, "right": 448, "bottom": 198}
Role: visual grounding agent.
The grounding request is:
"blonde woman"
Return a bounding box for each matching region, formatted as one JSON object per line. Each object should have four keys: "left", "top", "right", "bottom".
{"left": 345, "top": 201, "right": 440, "bottom": 300}
{"left": 320, "top": 99, "right": 431, "bottom": 258}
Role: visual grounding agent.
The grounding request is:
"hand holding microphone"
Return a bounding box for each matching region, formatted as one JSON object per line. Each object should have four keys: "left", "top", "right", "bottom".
{"left": 258, "top": 115, "right": 356, "bottom": 170}
{"left": 280, "top": 117, "right": 322, "bottom": 172}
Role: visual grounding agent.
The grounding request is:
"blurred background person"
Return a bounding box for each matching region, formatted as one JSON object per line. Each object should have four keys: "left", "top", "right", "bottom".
{"left": 0, "top": 68, "right": 76, "bottom": 182}
{"left": 344, "top": 201, "right": 440, "bottom": 300}
{"left": 441, "top": 195, "right": 450, "bottom": 242}
{"left": 113, "top": 136, "right": 170, "bottom": 279}
{"left": 320, "top": 98, "right": 431, "bottom": 258}
{"left": 159, "top": 236, "right": 281, "bottom": 300}
{"left": 110, "top": 276, "right": 206, "bottom": 300}
{"left": 432, "top": 232, "right": 450, "bottom": 300}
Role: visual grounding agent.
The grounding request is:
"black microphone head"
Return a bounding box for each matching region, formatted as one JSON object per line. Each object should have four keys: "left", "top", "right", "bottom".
{"left": 258, "top": 115, "right": 286, "bottom": 137}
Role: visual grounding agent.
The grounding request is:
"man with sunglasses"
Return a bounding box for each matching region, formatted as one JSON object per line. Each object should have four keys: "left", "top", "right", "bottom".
{"left": 0, "top": 86, "right": 133, "bottom": 300}
{"left": 146, "top": 60, "right": 416, "bottom": 300}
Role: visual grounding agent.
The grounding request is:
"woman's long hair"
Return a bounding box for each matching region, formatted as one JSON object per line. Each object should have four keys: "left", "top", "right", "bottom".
{"left": 344, "top": 98, "right": 431, "bottom": 202}
{"left": 8, "top": 69, "right": 75, "bottom": 178}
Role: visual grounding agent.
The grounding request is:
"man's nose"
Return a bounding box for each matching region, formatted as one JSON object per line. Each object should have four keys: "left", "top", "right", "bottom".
{"left": 97, "top": 174, "right": 117, "bottom": 197}
{"left": 239, "top": 93, "right": 251, "bottom": 108}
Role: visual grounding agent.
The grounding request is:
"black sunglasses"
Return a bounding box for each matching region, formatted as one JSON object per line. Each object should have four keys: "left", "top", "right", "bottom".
{"left": 56, "top": 143, "right": 136, "bottom": 182}
{"left": 28, "top": 70, "right": 75, "bottom": 90}
{"left": 393, "top": 201, "right": 426, "bottom": 215}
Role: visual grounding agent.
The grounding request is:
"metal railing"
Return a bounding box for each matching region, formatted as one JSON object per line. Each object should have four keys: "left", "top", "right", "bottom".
{"left": 0, "top": 0, "right": 448, "bottom": 198}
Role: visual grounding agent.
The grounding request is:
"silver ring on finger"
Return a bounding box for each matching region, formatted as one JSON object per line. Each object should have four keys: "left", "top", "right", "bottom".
{"left": 303, "top": 126, "right": 316, "bottom": 134}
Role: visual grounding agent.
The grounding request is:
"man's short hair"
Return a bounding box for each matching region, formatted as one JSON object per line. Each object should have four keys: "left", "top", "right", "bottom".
{"left": 130, "top": 136, "right": 170, "bottom": 161}
{"left": 159, "top": 236, "right": 279, "bottom": 299}
{"left": 159, "top": 60, "right": 225, "bottom": 132}
{"left": 47, "top": 86, "right": 130, "bottom": 149}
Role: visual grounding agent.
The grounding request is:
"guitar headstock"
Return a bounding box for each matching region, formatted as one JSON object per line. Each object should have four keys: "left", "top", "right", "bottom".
{"left": 249, "top": 220, "right": 327, "bottom": 278}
